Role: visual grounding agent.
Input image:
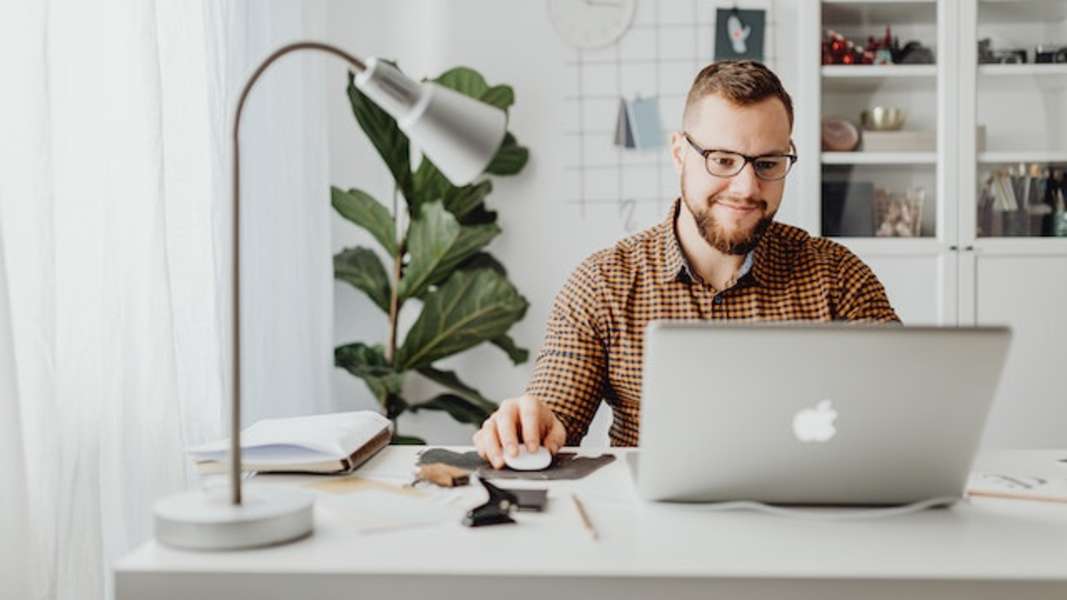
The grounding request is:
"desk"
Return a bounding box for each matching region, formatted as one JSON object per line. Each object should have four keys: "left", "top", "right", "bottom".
{"left": 115, "top": 447, "right": 1067, "bottom": 600}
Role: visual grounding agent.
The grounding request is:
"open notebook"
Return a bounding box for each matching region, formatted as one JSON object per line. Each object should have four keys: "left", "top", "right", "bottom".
{"left": 188, "top": 411, "right": 392, "bottom": 475}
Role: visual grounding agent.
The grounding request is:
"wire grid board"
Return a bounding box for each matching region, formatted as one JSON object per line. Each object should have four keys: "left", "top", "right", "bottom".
{"left": 563, "top": 0, "right": 777, "bottom": 233}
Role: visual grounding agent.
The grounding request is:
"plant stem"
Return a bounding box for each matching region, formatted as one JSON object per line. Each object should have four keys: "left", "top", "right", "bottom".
{"left": 386, "top": 185, "right": 402, "bottom": 365}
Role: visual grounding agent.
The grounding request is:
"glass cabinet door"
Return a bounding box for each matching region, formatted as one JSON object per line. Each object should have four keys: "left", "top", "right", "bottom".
{"left": 974, "top": 0, "right": 1067, "bottom": 238}
{"left": 819, "top": 0, "right": 939, "bottom": 239}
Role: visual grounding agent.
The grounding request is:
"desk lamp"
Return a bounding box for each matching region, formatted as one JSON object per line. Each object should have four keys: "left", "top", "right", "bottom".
{"left": 153, "top": 41, "right": 507, "bottom": 550}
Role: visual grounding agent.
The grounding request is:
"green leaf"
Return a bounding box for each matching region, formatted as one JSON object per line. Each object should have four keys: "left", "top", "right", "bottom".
{"left": 396, "top": 269, "right": 528, "bottom": 370}
{"left": 480, "top": 85, "right": 515, "bottom": 110}
{"left": 391, "top": 434, "right": 427, "bottom": 445}
{"left": 411, "top": 158, "right": 452, "bottom": 216}
{"left": 456, "top": 203, "right": 498, "bottom": 226}
{"left": 331, "top": 187, "right": 397, "bottom": 256}
{"left": 458, "top": 252, "right": 507, "bottom": 276}
{"left": 417, "top": 366, "right": 496, "bottom": 412}
{"left": 346, "top": 69, "right": 413, "bottom": 201}
{"left": 334, "top": 342, "right": 404, "bottom": 406}
{"left": 333, "top": 247, "right": 391, "bottom": 313}
{"left": 411, "top": 393, "right": 492, "bottom": 426}
{"left": 486, "top": 132, "right": 529, "bottom": 175}
{"left": 443, "top": 179, "right": 492, "bottom": 220}
{"left": 398, "top": 201, "right": 500, "bottom": 301}
{"left": 434, "top": 67, "right": 490, "bottom": 98}
{"left": 490, "top": 334, "right": 529, "bottom": 365}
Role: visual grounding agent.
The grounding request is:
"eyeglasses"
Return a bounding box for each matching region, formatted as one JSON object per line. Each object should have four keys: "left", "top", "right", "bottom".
{"left": 683, "top": 133, "right": 798, "bottom": 181}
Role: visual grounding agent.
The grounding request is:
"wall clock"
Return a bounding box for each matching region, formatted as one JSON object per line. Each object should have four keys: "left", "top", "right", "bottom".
{"left": 547, "top": 0, "right": 637, "bottom": 49}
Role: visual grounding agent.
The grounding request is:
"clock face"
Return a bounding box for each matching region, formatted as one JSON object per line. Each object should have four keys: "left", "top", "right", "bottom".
{"left": 547, "top": 0, "right": 637, "bottom": 49}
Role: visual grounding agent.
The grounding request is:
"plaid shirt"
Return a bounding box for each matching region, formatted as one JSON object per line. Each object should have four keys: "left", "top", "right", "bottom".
{"left": 526, "top": 198, "right": 900, "bottom": 446}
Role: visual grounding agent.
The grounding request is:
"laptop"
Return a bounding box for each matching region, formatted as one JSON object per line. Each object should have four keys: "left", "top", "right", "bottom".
{"left": 632, "top": 322, "right": 1012, "bottom": 505}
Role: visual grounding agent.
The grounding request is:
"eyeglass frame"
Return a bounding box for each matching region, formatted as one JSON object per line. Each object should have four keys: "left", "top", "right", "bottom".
{"left": 683, "top": 132, "right": 799, "bottom": 181}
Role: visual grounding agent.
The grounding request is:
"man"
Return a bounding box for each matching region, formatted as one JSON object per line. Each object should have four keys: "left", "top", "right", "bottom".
{"left": 474, "top": 60, "right": 899, "bottom": 468}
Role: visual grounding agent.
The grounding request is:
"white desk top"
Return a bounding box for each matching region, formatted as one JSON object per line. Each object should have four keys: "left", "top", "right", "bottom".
{"left": 116, "top": 447, "right": 1067, "bottom": 583}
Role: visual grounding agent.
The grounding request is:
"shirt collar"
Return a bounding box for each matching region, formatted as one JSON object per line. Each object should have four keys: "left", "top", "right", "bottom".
{"left": 659, "top": 197, "right": 765, "bottom": 287}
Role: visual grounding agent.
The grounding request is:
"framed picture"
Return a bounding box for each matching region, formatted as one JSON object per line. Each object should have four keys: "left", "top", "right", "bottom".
{"left": 715, "top": 8, "right": 766, "bottom": 61}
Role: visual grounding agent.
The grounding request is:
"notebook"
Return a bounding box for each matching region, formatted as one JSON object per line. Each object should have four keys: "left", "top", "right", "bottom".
{"left": 966, "top": 472, "right": 1067, "bottom": 504}
{"left": 188, "top": 411, "right": 392, "bottom": 475}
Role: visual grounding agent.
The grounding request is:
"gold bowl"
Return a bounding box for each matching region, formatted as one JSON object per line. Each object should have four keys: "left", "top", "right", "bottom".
{"left": 861, "top": 107, "right": 906, "bottom": 131}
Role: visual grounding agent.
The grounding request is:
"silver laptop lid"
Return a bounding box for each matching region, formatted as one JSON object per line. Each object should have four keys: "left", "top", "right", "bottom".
{"left": 636, "top": 322, "right": 1011, "bottom": 505}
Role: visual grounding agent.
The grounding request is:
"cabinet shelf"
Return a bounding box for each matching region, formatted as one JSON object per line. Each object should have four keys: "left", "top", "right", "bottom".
{"left": 822, "top": 65, "right": 938, "bottom": 92}
{"left": 978, "top": 64, "right": 1067, "bottom": 78}
{"left": 822, "top": 65, "right": 937, "bottom": 78}
{"left": 978, "top": 152, "right": 1067, "bottom": 164}
{"left": 978, "top": 0, "right": 1067, "bottom": 24}
{"left": 822, "top": 0, "right": 936, "bottom": 27}
{"left": 822, "top": 151, "right": 937, "bottom": 165}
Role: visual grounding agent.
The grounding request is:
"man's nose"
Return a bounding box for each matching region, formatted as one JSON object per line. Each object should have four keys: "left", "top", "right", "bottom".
{"left": 727, "top": 161, "right": 762, "bottom": 198}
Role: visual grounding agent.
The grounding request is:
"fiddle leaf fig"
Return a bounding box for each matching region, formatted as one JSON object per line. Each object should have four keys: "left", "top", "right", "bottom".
{"left": 480, "top": 85, "right": 515, "bottom": 110}
{"left": 398, "top": 201, "right": 499, "bottom": 301}
{"left": 411, "top": 393, "right": 492, "bottom": 426}
{"left": 396, "top": 269, "right": 528, "bottom": 370}
{"left": 334, "top": 342, "right": 403, "bottom": 408}
{"left": 331, "top": 187, "right": 397, "bottom": 256}
{"left": 417, "top": 366, "right": 496, "bottom": 412}
{"left": 489, "top": 334, "right": 530, "bottom": 366}
{"left": 443, "top": 179, "right": 493, "bottom": 221}
{"left": 487, "top": 132, "right": 529, "bottom": 175}
{"left": 435, "top": 66, "right": 490, "bottom": 98}
{"left": 335, "top": 63, "right": 530, "bottom": 442}
{"left": 333, "top": 247, "right": 391, "bottom": 313}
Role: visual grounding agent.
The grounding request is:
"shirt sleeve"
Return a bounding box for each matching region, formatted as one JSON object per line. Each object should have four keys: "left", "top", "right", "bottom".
{"left": 832, "top": 248, "right": 902, "bottom": 323}
{"left": 524, "top": 257, "right": 610, "bottom": 446}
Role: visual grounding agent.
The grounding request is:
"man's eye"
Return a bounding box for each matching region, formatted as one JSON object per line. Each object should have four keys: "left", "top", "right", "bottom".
{"left": 712, "top": 157, "right": 737, "bottom": 167}
{"left": 755, "top": 160, "right": 780, "bottom": 170}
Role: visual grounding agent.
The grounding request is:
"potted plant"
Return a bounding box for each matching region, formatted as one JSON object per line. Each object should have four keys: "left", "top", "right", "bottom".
{"left": 333, "top": 63, "right": 530, "bottom": 443}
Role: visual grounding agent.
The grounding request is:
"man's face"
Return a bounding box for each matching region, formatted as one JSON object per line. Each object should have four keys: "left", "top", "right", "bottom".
{"left": 670, "top": 93, "right": 792, "bottom": 255}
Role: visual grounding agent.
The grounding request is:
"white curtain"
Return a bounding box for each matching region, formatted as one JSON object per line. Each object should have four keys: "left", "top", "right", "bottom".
{"left": 0, "top": 1, "right": 331, "bottom": 599}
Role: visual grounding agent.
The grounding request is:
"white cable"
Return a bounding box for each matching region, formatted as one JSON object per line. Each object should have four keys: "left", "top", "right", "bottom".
{"left": 685, "top": 496, "right": 962, "bottom": 521}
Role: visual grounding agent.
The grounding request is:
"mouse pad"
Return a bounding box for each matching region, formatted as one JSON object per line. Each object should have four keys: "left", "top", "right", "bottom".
{"left": 416, "top": 449, "right": 615, "bottom": 481}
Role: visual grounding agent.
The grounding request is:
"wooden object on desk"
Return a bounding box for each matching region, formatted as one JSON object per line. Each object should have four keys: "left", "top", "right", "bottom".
{"left": 414, "top": 463, "right": 470, "bottom": 488}
{"left": 571, "top": 493, "right": 598, "bottom": 541}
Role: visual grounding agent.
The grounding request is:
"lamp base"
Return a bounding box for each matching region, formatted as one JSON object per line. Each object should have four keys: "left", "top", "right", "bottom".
{"left": 154, "top": 486, "right": 313, "bottom": 550}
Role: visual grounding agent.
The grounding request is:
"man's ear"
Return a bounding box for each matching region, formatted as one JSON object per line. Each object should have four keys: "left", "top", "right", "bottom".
{"left": 670, "top": 131, "right": 686, "bottom": 175}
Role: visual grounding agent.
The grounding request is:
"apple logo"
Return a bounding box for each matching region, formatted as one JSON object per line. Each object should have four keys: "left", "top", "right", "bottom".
{"left": 792, "top": 400, "right": 838, "bottom": 443}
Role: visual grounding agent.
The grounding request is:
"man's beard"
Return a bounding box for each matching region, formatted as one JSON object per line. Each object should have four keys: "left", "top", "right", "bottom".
{"left": 680, "top": 171, "right": 776, "bottom": 256}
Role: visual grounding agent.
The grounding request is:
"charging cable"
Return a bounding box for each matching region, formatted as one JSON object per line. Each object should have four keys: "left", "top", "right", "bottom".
{"left": 684, "top": 496, "right": 962, "bottom": 521}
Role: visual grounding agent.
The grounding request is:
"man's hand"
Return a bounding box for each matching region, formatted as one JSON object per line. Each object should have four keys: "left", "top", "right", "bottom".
{"left": 473, "top": 395, "right": 567, "bottom": 469}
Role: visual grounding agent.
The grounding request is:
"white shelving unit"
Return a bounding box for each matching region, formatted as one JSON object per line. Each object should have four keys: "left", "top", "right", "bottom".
{"left": 799, "top": 0, "right": 951, "bottom": 255}
{"left": 800, "top": 0, "right": 1067, "bottom": 449}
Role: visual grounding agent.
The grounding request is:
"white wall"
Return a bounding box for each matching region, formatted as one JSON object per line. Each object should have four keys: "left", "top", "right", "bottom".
{"left": 323, "top": 0, "right": 802, "bottom": 444}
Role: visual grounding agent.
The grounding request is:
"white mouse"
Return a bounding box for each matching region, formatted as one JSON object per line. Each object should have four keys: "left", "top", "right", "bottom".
{"left": 503, "top": 446, "right": 552, "bottom": 471}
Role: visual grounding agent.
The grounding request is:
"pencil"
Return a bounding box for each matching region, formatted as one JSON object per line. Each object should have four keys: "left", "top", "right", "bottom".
{"left": 571, "top": 493, "right": 598, "bottom": 541}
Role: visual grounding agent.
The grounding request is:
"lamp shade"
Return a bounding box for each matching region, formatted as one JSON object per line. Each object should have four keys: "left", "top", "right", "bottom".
{"left": 354, "top": 58, "right": 507, "bottom": 186}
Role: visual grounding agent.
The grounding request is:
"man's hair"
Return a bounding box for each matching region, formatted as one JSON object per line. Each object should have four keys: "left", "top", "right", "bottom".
{"left": 683, "top": 60, "right": 794, "bottom": 129}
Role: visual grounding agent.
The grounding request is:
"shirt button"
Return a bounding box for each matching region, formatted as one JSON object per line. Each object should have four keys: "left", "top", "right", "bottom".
{"left": 713, "top": 294, "right": 724, "bottom": 306}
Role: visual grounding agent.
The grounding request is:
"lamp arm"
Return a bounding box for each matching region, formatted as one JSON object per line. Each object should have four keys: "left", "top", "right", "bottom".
{"left": 230, "top": 42, "right": 367, "bottom": 505}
